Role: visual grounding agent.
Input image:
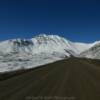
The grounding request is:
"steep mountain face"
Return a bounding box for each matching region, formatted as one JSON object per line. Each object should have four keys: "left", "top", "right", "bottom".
{"left": 80, "top": 42, "right": 100, "bottom": 59}
{"left": 0, "top": 34, "right": 99, "bottom": 72}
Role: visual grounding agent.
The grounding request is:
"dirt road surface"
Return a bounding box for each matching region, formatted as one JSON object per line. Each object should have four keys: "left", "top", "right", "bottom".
{"left": 0, "top": 58, "right": 100, "bottom": 100}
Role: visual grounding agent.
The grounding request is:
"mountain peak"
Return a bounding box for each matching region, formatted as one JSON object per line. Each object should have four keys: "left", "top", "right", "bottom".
{"left": 38, "top": 34, "right": 49, "bottom": 37}
{"left": 35, "top": 34, "right": 63, "bottom": 39}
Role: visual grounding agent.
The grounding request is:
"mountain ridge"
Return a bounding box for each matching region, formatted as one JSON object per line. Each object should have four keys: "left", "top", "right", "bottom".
{"left": 0, "top": 34, "right": 100, "bottom": 72}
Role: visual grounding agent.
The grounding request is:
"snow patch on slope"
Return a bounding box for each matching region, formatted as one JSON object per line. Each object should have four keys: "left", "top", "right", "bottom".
{"left": 0, "top": 52, "right": 66, "bottom": 72}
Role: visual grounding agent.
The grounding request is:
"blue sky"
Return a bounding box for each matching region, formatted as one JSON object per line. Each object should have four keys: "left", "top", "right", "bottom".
{"left": 0, "top": 0, "right": 100, "bottom": 42}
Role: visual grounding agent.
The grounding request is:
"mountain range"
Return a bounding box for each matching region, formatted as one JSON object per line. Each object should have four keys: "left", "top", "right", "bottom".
{"left": 0, "top": 34, "right": 100, "bottom": 72}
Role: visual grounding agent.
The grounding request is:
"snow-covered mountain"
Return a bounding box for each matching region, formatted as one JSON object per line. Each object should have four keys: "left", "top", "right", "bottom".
{"left": 80, "top": 41, "right": 100, "bottom": 59}
{"left": 0, "top": 34, "right": 93, "bottom": 56}
{"left": 0, "top": 34, "right": 99, "bottom": 72}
